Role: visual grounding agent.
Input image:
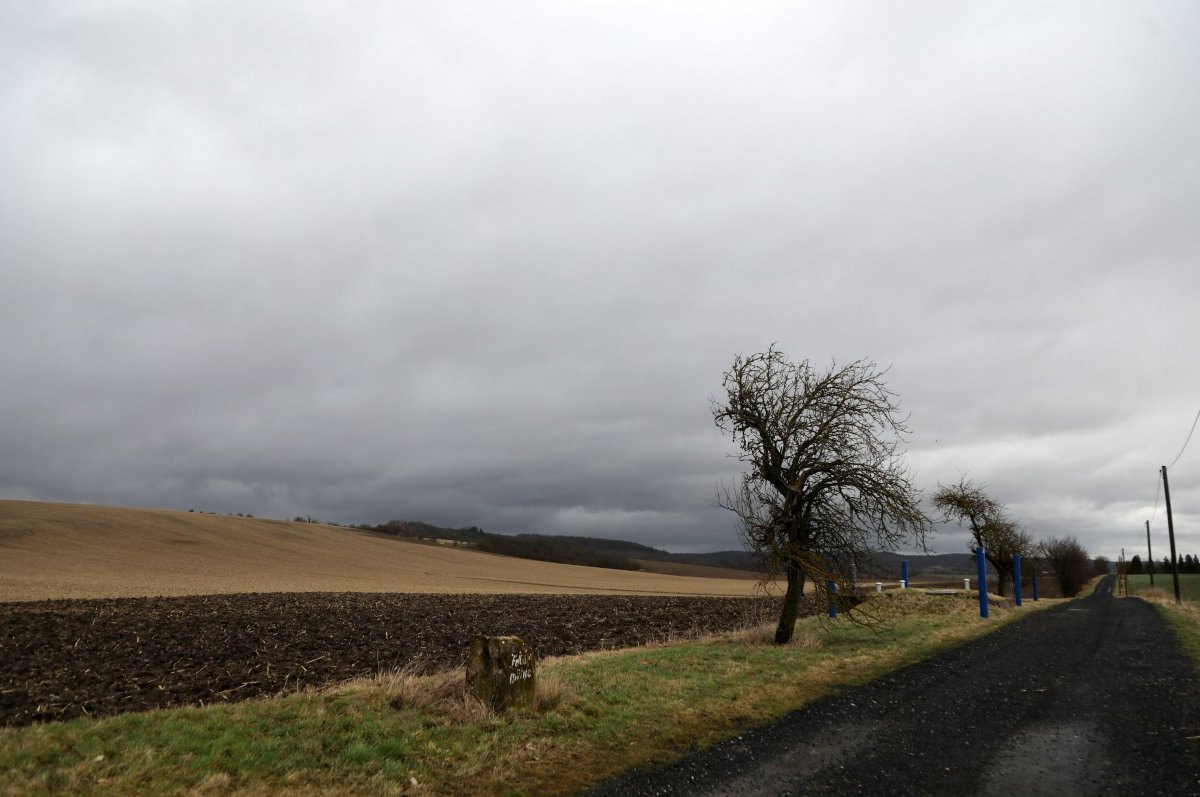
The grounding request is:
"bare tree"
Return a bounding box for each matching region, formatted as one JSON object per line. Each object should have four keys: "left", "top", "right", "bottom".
{"left": 713, "top": 346, "right": 931, "bottom": 644}
{"left": 1041, "top": 536, "right": 1091, "bottom": 597}
{"left": 932, "top": 478, "right": 1034, "bottom": 597}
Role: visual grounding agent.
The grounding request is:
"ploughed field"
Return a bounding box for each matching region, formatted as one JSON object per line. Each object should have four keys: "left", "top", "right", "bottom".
{"left": 0, "top": 592, "right": 793, "bottom": 727}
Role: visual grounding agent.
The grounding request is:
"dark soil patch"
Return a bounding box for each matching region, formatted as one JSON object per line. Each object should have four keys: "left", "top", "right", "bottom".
{"left": 0, "top": 592, "right": 796, "bottom": 727}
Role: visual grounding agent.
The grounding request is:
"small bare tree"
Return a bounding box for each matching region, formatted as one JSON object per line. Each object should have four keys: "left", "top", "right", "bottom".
{"left": 713, "top": 346, "right": 931, "bottom": 644}
{"left": 1041, "top": 536, "right": 1090, "bottom": 597}
{"left": 932, "top": 478, "right": 1034, "bottom": 597}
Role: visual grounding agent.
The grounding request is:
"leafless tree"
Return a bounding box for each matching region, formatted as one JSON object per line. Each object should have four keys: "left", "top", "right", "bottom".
{"left": 712, "top": 346, "right": 931, "bottom": 644}
{"left": 932, "top": 478, "right": 1034, "bottom": 597}
{"left": 1040, "top": 536, "right": 1091, "bottom": 597}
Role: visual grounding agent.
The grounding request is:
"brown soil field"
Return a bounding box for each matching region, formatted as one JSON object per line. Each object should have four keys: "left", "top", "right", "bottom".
{"left": 0, "top": 500, "right": 770, "bottom": 601}
{"left": 0, "top": 592, "right": 794, "bottom": 727}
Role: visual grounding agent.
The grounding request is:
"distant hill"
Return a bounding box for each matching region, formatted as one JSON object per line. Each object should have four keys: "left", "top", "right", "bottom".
{"left": 363, "top": 519, "right": 487, "bottom": 543}
{"left": 670, "top": 550, "right": 769, "bottom": 571}
{"left": 356, "top": 520, "right": 769, "bottom": 574}
{"left": 863, "top": 551, "right": 979, "bottom": 577}
{"left": 354, "top": 517, "right": 989, "bottom": 578}
{"left": 0, "top": 499, "right": 989, "bottom": 601}
{"left": 0, "top": 499, "right": 763, "bottom": 601}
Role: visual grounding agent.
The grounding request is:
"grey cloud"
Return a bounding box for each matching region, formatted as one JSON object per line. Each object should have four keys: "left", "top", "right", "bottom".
{"left": 3, "top": 1, "right": 1199, "bottom": 561}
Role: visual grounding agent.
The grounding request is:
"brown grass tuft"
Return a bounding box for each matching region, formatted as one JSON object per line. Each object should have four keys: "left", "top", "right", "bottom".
{"left": 190, "top": 772, "right": 234, "bottom": 795}
{"left": 348, "top": 666, "right": 495, "bottom": 727}
{"left": 337, "top": 658, "right": 577, "bottom": 726}
{"left": 532, "top": 668, "right": 576, "bottom": 712}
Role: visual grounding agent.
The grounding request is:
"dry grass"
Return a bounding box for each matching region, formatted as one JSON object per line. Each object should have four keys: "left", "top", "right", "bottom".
{"left": 338, "top": 661, "right": 578, "bottom": 728}
{"left": 341, "top": 667, "right": 496, "bottom": 728}
{"left": 722, "top": 620, "right": 826, "bottom": 649}
{"left": 0, "top": 500, "right": 768, "bottom": 601}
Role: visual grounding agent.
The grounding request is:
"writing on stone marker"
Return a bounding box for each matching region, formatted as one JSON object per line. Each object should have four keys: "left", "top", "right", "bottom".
{"left": 508, "top": 652, "right": 532, "bottom": 684}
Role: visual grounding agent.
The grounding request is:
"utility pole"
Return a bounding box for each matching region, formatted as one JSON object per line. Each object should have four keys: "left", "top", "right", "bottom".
{"left": 1162, "top": 465, "right": 1182, "bottom": 605}
{"left": 1120, "top": 548, "right": 1127, "bottom": 597}
{"left": 1113, "top": 547, "right": 1123, "bottom": 597}
{"left": 1145, "top": 519, "right": 1155, "bottom": 588}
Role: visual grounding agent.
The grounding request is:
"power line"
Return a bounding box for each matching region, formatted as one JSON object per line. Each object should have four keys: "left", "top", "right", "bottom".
{"left": 1148, "top": 404, "right": 1200, "bottom": 532}
{"left": 1167, "top": 405, "right": 1200, "bottom": 469}
{"left": 1149, "top": 475, "right": 1161, "bottom": 528}
{"left": 1140, "top": 406, "right": 1199, "bottom": 559}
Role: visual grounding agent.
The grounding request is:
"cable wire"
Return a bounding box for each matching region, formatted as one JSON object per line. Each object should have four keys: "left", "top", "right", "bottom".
{"left": 1167, "top": 405, "right": 1200, "bottom": 470}
{"left": 1148, "top": 473, "right": 1161, "bottom": 528}
{"left": 1142, "top": 406, "right": 1196, "bottom": 549}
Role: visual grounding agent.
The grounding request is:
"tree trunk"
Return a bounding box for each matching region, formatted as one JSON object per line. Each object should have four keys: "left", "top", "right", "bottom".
{"left": 983, "top": 552, "right": 1013, "bottom": 597}
{"left": 774, "top": 563, "right": 807, "bottom": 644}
{"left": 997, "top": 567, "right": 1012, "bottom": 597}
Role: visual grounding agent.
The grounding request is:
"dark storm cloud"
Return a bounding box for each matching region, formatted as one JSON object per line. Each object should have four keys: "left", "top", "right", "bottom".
{"left": 2, "top": 1, "right": 1198, "bottom": 559}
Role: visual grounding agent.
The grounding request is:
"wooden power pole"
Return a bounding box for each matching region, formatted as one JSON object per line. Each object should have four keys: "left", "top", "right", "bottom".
{"left": 1162, "top": 465, "right": 1182, "bottom": 605}
{"left": 1145, "top": 519, "right": 1155, "bottom": 588}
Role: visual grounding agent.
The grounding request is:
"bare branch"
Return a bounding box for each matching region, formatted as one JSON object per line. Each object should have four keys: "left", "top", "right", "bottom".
{"left": 931, "top": 477, "right": 1034, "bottom": 597}
{"left": 714, "top": 346, "right": 932, "bottom": 643}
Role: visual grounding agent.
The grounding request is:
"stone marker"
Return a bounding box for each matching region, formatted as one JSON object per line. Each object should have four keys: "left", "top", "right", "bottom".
{"left": 466, "top": 635, "right": 536, "bottom": 711}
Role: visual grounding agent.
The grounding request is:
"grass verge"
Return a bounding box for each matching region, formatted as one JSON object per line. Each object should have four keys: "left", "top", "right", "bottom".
{"left": 1124, "top": 581, "right": 1200, "bottom": 678}
{"left": 0, "top": 592, "right": 1058, "bottom": 797}
{"left": 1126, "top": 572, "right": 1200, "bottom": 603}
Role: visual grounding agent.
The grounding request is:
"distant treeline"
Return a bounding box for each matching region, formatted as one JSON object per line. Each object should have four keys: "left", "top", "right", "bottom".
{"left": 350, "top": 520, "right": 769, "bottom": 573}
{"left": 1129, "top": 554, "right": 1200, "bottom": 575}
{"left": 474, "top": 534, "right": 641, "bottom": 571}
{"left": 194, "top": 511, "right": 758, "bottom": 573}
{"left": 244, "top": 512, "right": 991, "bottom": 579}
{"left": 358, "top": 520, "right": 487, "bottom": 543}
{"left": 354, "top": 521, "right": 641, "bottom": 570}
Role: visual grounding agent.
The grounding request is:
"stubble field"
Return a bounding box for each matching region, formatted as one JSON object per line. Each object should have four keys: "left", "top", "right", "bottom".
{"left": 0, "top": 500, "right": 764, "bottom": 601}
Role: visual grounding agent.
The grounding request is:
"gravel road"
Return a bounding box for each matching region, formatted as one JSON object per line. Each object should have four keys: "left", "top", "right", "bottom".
{"left": 581, "top": 577, "right": 1200, "bottom": 796}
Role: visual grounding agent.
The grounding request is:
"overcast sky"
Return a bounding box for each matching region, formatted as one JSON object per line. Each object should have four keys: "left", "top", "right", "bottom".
{"left": 3, "top": 1, "right": 1197, "bottom": 561}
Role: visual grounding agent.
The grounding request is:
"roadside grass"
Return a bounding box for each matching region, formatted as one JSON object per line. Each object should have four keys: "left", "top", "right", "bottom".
{"left": 1124, "top": 578, "right": 1200, "bottom": 678}
{"left": 1126, "top": 572, "right": 1200, "bottom": 603}
{"left": 0, "top": 591, "right": 1059, "bottom": 797}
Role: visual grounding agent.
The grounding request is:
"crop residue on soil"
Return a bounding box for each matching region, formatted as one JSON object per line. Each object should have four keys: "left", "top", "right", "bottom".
{"left": 0, "top": 592, "right": 794, "bottom": 727}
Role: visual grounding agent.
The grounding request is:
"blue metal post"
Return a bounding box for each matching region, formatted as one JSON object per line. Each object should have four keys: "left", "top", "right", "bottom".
{"left": 1032, "top": 569, "right": 1039, "bottom": 601}
{"left": 976, "top": 547, "right": 989, "bottom": 619}
{"left": 901, "top": 559, "right": 909, "bottom": 589}
{"left": 1013, "top": 554, "right": 1023, "bottom": 607}
{"left": 827, "top": 579, "right": 837, "bottom": 618}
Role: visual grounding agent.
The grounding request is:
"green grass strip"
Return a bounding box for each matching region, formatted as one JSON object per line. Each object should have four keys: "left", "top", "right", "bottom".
{"left": 1126, "top": 572, "right": 1200, "bottom": 603}
{"left": 1154, "top": 602, "right": 1200, "bottom": 678}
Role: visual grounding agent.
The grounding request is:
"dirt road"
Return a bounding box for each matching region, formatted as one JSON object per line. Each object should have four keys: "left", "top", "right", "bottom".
{"left": 582, "top": 577, "right": 1200, "bottom": 796}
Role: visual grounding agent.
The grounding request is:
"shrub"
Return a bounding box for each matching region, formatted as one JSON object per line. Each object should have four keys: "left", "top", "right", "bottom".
{"left": 1042, "top": 537, "right": 1090, "bottom": 597}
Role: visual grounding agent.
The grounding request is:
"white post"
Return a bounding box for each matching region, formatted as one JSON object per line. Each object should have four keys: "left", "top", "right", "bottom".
{"left": 900, "top": 579, "right": 907, "bottom": 589}
{"left": 875, "top": 582, "right": 883, "bottom": 592}
{"left": 963, "top": 578, "right": 970, "bottom": 590}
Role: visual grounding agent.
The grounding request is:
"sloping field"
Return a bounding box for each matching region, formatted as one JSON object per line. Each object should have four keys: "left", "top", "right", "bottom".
{"left": 632, "top": 558, "right": 760, "bottom": 580}
{"left": 0, "top": 500, "right": 767, "bottom": 601}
